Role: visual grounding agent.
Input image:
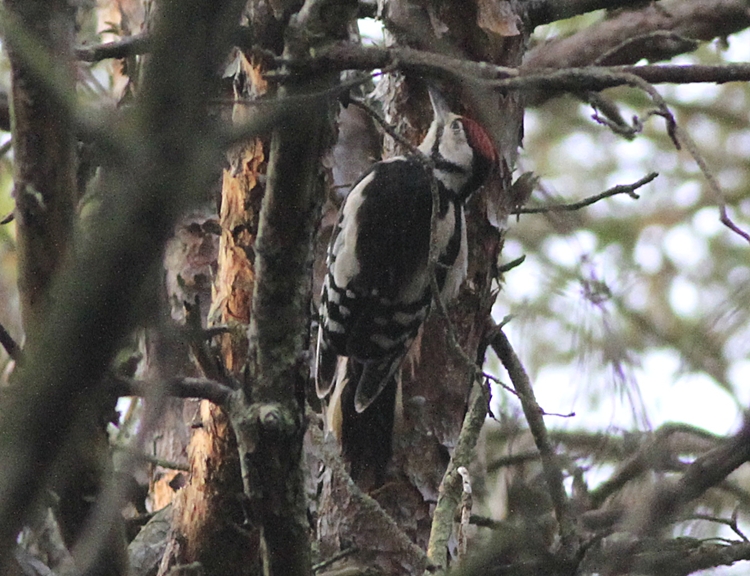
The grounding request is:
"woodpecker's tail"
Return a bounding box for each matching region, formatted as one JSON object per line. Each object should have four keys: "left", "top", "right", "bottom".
{"left": 352, "top": 353, "right": 404, "bottom": 413}
{"left": 340, "top": 359, "right": 397, "bottom": 488}
{"left": 315, "top": 325, "right": 338, "bottom": 398}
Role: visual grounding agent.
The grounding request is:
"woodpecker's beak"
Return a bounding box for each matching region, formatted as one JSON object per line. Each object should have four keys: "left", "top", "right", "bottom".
{"left": 427, "top": 86, "right": 452, "bottom": 125}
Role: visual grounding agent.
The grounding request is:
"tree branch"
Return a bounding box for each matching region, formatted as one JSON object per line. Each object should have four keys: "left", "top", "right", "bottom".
{"left": 644, "top": 418, "right": 750, "bottom": 534}
{"left": 229, "top": 1, "right": 357, "bottom": 575}
{"left": 517, "top": 172, "right": 657, "bottom": 214}
{"left": 426, "top": 382, "right": 490, "bottom": 571}
{"left": 111, "top": 376, "right": 233, "bottom": 406}
{"left": 524, "top": 0, "right": 750, "bottom": 69}
{"left": 523, "top": 0, "right": 658, "bottom": 29}
{"left": 490, "top": 328, "right": 578, "bottom": 555}
{"left": 75, "top": 34, "right": 151, "bottom": 62}
{"left": 278, "top": 42, "right": 750, "bottom": 91}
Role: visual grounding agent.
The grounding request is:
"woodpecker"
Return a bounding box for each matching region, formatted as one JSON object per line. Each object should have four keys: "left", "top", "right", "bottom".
{"left": 316, "top": 88, "right": 497, "bottom": 484}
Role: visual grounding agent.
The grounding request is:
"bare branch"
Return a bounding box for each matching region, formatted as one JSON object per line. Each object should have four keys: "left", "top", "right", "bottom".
{"left": 285, "top": 43, "right": 750, "bottom": 90}
{"left": 426, "top": 381, "right": 490, "bottom": 571}
{"left": 616, "top": 63, "right": 750, "bottom": 85}
{"left": 650, "top": 418, "right": 750, "bottom": 531}
{"left": 524, "top": 0, "right": 750, "bottom": 69}
{"left": 588, "top": 424, "right": 707, "bottom": 509}
{"left": 490, "top": 328, "right": 578, "bottom": 555}
{"left": 669, "top": 122, "right": 750, "bottom": 244}
{"left": 75, "top": 34, "right": 151, "bottom": 62}
{"left": 284, "top": 44, "right": 518, "bottom": 81}
{"left": 523, "top": 0, "right": 658, "bottom": 29}
{"left": 111, "top": 376, "right": 233, "bottom": 406}
{"left": 687, "top": 512, "right": 749, "bottom": 542}
{"left": 518, "top": 172, "right": 657, "bottom": 214}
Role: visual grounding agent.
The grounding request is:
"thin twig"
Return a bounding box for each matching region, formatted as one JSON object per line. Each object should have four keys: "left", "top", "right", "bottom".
{"left": 348, "top": 95, "right": 423, "bottom": 155}
{"left": 498, "top": 255, "right": 526, "bottom": 274}
{"left": 517, "top": 172, "right": 657, "bottom": 214}
{"left": 670, "top": 123, "right": 750, "bottom": 244}
{"left": 687, "top": 511, "right": 749, "bottom": 543}
{"left": 490, "top": 327, "right": 578, "bottom": 556}
{"left": 312, "top": 546, "right": 359, "bottom": 572}
{"left": 483, "top": 371, "right": 519, "bottom": 397}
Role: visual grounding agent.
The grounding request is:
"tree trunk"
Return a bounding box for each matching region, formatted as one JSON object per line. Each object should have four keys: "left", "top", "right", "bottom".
{"left": 156, "top": 51, "right": 268, "bottom": 576}
{"left": 315, "top": 0, "right": 527, "bottom": 572}
{"left": 4, "top": 1, "right": 128, "bottom": 574}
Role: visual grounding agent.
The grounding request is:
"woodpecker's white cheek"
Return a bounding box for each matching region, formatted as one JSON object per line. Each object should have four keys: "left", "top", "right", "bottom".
{"left": 331, "top": 173, "right": 375, "bottom": 288}
{"left": 438, "top": 124, "right": 473, "bottom": 171}
{"left": 418, "top": 122, "right": 440, "bottom": 155}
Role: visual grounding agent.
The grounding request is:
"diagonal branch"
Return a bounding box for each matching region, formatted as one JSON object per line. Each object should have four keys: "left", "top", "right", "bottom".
{"left": 0, "top": 0, "right": 248, "bottom": 562}
{"left": 490, "top": 327, "right": 578, "bottom": 555}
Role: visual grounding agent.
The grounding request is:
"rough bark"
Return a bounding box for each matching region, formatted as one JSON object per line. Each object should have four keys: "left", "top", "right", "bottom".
{"left": 314, "top": 0, "right": 527, "bottom": 572}
{"left": 0, "top": 0, "right": 246, "bottom": 568}
{"left": 156, "top": 54, "right": 266, "bottom": 576}
{"left": 6, "top": 0, "right": 77, "bottom": 332}
{"left": 3, "top": 1, "right": 128, "bottom": 573}
{"left": 225, "top": 1, "right": 357, "bottom": 574}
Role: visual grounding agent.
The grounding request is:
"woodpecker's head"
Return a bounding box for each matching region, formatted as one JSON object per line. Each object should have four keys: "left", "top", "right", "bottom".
{"left": 418, "top": 87, "right": 498, "bottom": 199}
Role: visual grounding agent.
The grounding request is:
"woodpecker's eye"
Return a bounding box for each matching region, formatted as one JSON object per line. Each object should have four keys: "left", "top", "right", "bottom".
{"left": 450, "top": 119, "right": 462, "bottom": 133}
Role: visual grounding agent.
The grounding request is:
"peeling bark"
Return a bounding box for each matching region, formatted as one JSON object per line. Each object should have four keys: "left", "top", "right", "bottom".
{"left": 157, "top": 52, "right": 268, "bottom": 576}
{"left": 0, "top": 0, "right": 247, "bottom": 567}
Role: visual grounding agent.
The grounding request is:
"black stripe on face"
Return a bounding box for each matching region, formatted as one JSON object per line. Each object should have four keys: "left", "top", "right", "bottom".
{"left": 434, "top": 158, "right": 469, "bottom": 174}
